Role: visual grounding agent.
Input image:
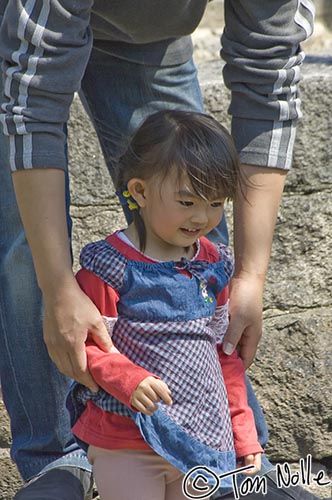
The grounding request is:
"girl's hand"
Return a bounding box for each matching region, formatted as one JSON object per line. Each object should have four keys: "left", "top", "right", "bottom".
{"left": 131, "top": 376, "right": 172, "bottom": 416}
{"left": 238, "top": 453, "right": 262, "bottom": 475}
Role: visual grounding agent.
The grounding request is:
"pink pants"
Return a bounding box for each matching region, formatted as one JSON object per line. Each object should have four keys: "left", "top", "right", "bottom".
{"left": 88, "top": 446, "right": 210, "bottom": 500}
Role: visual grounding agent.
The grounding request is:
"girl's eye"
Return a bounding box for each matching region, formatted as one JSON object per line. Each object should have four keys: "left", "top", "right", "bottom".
{"left": 210, "top": 202, "right": 223, "bottom": 208}
{"left": 179, "top": 201, "right": 193, "bottom": 207}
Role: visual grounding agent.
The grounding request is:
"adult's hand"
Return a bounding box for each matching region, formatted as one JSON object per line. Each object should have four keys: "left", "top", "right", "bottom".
{"left": 222, "top": 164, "right": 287, "bottom": 367}
{"left": 223, "top": 274, "right": 263, "bottom": 369}
{"left": 43, "top": 278, "right": 112, "bottom": 391}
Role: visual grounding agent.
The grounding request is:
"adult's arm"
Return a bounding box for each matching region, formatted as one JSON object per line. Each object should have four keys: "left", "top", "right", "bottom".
{"left": 224, "top": 165, "right": 287, "bottom": 368}
{"left": 0, "top": 1, "right": 113, "bottom": 388}
{"left": 220, "top": 0, "right": 314, "bottom": 367}
{"left": 13, "top": 168, "right": 112, "bottom": 391}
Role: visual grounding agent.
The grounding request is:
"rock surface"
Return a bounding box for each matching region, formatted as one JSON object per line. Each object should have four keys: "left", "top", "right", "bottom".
{"left": 0, "top": 396, "right": 23, "bottom": 499}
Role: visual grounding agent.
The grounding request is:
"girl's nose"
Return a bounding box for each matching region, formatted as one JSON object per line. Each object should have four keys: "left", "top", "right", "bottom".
{"left": 191, "top": 209, "right": 208, "bottom": 225}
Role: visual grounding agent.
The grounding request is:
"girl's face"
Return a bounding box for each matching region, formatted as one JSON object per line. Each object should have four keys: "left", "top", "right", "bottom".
{"left": 138, "top": 169, "right": 225, "bottom": 258}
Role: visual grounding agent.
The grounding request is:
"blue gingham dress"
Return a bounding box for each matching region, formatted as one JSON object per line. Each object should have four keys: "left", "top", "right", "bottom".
{"left": 68, "top": 237, "right": 236, "bottom": 484}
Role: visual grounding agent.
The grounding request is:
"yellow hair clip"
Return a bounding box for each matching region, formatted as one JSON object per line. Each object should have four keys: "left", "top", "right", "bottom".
{"left": 116, "top": 188, "right": 139, "bottom": 211}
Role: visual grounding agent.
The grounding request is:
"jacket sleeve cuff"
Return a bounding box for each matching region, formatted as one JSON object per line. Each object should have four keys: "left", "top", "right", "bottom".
{"left": 235, "top": 442, "right": 264, "bottom": 459}
{"left": 232, "top": 117, "right": 297, "bottom": 170}
{"left": 8, "top": 131, "right": 67, "bottom": 172}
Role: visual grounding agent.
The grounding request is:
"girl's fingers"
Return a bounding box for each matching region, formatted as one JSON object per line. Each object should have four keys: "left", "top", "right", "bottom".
{"left": 240, "top": 453, "right": 262, "bottom": 475}
{"left": 131, "top": 377, "right": 172, "bottom": 414}
{"left": 156, "top": 386, "right": 172, "bottom": 405}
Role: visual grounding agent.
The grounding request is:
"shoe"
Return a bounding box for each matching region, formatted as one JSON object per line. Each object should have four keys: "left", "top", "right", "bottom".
{"left": 212, "top": 469, "right": 331, "bottom": 499}
{"left": 14, "top": 467, "right": 94, "bottom": 500}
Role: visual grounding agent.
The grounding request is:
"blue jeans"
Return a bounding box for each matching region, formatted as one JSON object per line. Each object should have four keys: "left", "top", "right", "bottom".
{"left": 0, "top": 112, "right": 89, "bottom": 480}
{"left": 0, "top": 48, "right": 270, "bottom": 481}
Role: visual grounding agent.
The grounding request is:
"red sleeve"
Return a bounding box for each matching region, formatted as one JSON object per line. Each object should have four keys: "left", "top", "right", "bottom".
{"left": 76, "top": 268, "right": 157, "bottom": 410}
{"left": 217, "top": 345, "right": 263, "bottom": 458}
{"left": 85, "top": 340, "right": 157, "bottom": 410}
{"left": 76, "top": 268, "right": 119, "bottom": 317}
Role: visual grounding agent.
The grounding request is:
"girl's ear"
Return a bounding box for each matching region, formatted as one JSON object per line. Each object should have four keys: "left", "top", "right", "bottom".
{"left": 127, "top": 178, "right": 147, "bottom": 208}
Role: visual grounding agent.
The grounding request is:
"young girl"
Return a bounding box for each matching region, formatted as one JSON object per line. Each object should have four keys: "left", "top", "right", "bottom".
{"left": 67, "top": 110, "right": 263, "bottom": 500}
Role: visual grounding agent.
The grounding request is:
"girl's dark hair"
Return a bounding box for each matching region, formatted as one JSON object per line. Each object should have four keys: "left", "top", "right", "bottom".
{"left": 116, "top": 109, "right": 241, "bottom": 251}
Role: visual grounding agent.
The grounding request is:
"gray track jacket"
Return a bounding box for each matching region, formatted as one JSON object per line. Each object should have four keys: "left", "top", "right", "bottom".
{"left": 0, "top": 0, "right": 314, "bottom": 171}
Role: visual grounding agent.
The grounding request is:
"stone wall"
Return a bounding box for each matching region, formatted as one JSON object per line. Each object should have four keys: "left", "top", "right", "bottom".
{"left": 1, "top": 57, "right": 331, "bottom": 499}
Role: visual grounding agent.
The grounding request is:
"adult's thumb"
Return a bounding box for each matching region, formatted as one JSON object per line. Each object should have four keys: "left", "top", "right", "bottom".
{"left": 90, "top": 321, "right": 113, "bottom": 352}
{"left": 222, "top": 317, "right": 242, "bottom": 355}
